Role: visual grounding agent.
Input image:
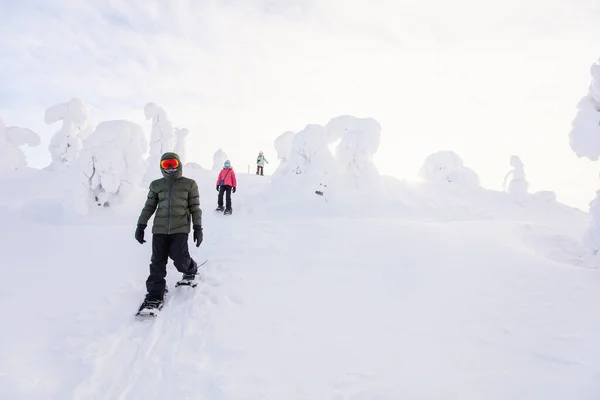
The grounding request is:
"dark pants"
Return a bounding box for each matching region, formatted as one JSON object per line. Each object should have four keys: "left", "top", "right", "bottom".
{"left": 218, "top": 185, "right": 232, "bottom": 209}
{"left": 256, "top": 165, "right": 264, "bottom": 175}
{"left": 146, "top": 233, "right": 197, "bottom": 299}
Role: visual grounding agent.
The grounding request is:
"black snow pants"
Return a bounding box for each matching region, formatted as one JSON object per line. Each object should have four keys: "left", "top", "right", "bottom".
{"left": 218, "top": 185, "right": 232, "bottom": 210}
{"left": 146, "top": 233, "right": 197, "bottom": 299}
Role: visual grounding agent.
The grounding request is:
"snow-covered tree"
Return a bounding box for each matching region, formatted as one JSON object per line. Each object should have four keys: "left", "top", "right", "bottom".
{"left": 76, "top": 120, "right": 147, "bottom": 213}
{"left": 569, "top": 57, "right": 600, "bottom": 262}
{"left": 584, "top": 190, "right": 600, "bottom": 264}
{"left": 46, "top": 98, "right": 94, "bottom": 169}
{"left": 326, "top": 115, "right": 382, "bottom": 182}
{"left": 503, "top": 155, "right": 528, "bottom": 196}
{"left": 419, "top": 151, "right": 480, "bottom": 186}
{"left": 283, "top": 125, "right": 335, "bottom": 176}
{"left": 174, "top": 128, "right": 189, "bottom": 164}
{"left": 274, "top": 131, "right": 295, "bottom": 162}
{"left": 272, "top": 124, "right": 339, "bottom": 199}
{"left": 144, "top": 102, "right": 174, "bottom": 182}
{"left": 212, "top": 148, "right": 228, "bottom": 171}
{"left": 0, "top": 117, "right": 40, "bottom": 174}
{"left": 569, "top": 57, "right": 600, "bottom": 160}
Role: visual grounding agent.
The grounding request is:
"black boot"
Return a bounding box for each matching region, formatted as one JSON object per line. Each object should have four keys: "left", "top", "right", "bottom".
{"left": 175, "top": 260, "right": 198, "bottom": 287}
{"left": 136, "top": 293, "right": 164, "bottom": 316}
{"left": 176, "top": 272, "right": 199, "bottom": 287}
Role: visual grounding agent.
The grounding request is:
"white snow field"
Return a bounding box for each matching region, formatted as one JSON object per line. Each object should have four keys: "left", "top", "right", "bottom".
{"left": 1, "top": 166, "right": 600, "bottom": 400}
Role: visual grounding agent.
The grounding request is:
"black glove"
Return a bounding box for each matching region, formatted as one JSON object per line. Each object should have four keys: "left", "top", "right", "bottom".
{"left": 232, "top": 187, "right": 236, "bottom": 193}
{"left": 135, "top": 224, "right": 146, "bottom": 244}
{"left": 193, "top": 225, "right": 203, "bottom": 247}
{"left": 216, "top": 185, "right": 220, "bottom": 191}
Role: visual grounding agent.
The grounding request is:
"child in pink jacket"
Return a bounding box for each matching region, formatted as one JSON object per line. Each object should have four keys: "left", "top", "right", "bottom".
{"left": 216, "top": 159, "right": 237, "bottom": 214}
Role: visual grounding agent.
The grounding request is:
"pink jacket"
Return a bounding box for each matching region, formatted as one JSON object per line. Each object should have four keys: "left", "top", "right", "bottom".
{"left": 216, "top": 167, "right": 237, "bottom": 187}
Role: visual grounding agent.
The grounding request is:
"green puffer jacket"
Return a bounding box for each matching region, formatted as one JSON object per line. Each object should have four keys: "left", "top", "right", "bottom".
{"left": 137, "top": 152, "right": 202, "bottom": 234}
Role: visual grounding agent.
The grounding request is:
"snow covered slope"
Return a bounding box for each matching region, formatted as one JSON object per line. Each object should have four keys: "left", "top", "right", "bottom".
{"left": 1, "top": 168, "right": 599, "bottom": 400}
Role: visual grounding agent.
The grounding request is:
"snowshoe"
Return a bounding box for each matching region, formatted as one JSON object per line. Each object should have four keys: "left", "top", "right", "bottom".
{"left": 135, "top": 295, "right": 165, "bottom": 318}
{"left": 175, "top": 272, "right": 199, "bottom": 288}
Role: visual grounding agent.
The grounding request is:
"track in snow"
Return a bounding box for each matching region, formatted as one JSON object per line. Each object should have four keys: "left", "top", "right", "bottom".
{"left": 70, "top": 219, "right": 235, "bottom": 400}
{"left": 72, "top": 274, "right": 218, "bottom": 400}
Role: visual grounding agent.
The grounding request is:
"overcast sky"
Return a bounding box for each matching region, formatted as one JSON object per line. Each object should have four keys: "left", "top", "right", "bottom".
{"left": 1, "top": 0, "right": 600, "bottom": 209}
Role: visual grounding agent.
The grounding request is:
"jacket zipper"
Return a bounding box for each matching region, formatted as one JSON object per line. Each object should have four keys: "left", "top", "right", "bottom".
{"left": 168, "top": 176, "right": 174, "bottom": 234}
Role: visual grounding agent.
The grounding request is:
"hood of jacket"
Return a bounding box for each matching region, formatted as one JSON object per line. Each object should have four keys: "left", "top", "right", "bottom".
{"left": 160, "top": 152, "right": 183, "bottom": 179}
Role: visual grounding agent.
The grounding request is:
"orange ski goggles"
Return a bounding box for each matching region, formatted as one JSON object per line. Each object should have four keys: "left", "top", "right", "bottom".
{"left": 161, "top": 158, "right": 179, "bottom": 169}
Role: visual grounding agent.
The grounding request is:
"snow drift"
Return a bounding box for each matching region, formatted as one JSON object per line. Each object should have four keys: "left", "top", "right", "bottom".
{"left": 76, "top": 120, "right": 147, "bottom": 213}
{"left": 0, "top": 117, "right": 40, "bottom": 175}
{"left": 46, "top": 98, "right": 94, "bottom": 169}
